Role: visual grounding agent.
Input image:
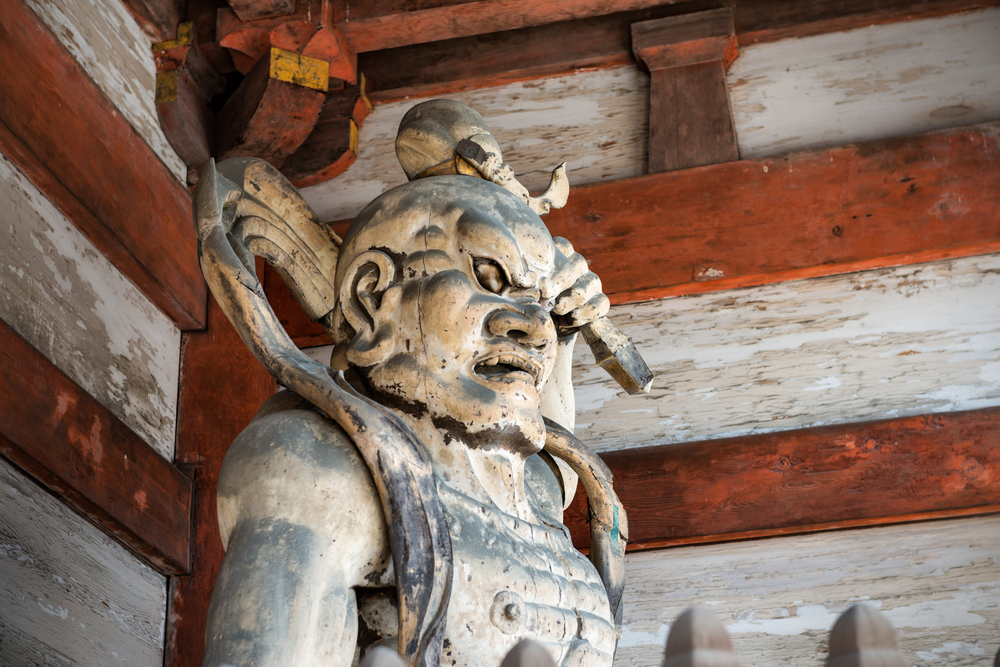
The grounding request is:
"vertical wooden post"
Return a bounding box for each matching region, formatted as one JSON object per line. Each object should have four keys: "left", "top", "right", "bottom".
{"left": 164, "top": 286, "right": 276, "bottom": 667}
{"left": 632, "top": 9, "right": 740, "bottom": 173}
{"left": 662, "top": 607, "right": 740, "bottom": 667}
{"left": 828, "top": 604, "right": 908, "bottom": 667}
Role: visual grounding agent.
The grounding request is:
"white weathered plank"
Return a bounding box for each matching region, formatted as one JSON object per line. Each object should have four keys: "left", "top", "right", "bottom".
{"left": 618, "top": 515, "right": 1000, "bottom": 667}
{"left": 301, "top": 66, "right": 650, "bottom": 221}
{"left": 0, "top": 152, "right": 180, "bottom": 460}
{"left": 572, "top": 254, "right": 1000, "bottom": 452}
{"left": 0, "top": 457, "right": 166, "bottom": 667}
{"left": 24, "top": 0, "right": 186, "bottom": 182}
{"left": 728, "top": 7, "right": 1000, "bottom": 159}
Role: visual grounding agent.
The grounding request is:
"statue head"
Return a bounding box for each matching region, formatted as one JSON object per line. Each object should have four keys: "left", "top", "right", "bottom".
{"left": 329, "top": 175, "right": 563, "bottom": 454}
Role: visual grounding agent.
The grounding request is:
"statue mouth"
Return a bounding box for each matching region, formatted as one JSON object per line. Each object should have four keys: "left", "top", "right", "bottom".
{"left": 474, "top": 352, "right": 543, "bottom": 389}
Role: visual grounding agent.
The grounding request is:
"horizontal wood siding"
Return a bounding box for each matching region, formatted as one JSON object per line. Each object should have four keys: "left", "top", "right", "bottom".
{"left": 0, "top": 319, "right": 193, "bottom": 574}
{"left": 301, "top": 66, "right": 649, "bottom": 221}
{"left": 729, "top": 7, "right": 1000, "bottom": 159}
{"left": 0, "top": 0, "right": 205, "bottom": 330}
{"left": 571, "top": 254, "right": 1000, "bottom": 452}
{"left": 0, "top": 457, "right": 167, "bottom": 666}
{"left": 617, "top": 515, "right": 1000, "bottom": 667}
{"left": 24, "top": 0, "right": 185, "bottom": 181}
{"left": 0, "top": 152, "right": 180, "bottom": 459}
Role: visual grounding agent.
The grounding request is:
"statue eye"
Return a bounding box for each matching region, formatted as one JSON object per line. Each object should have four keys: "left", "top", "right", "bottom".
{"left": 473, "top": 259, "right": 507, "bottom": 294}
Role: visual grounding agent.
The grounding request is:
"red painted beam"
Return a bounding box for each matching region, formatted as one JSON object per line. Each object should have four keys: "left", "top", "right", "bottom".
{"left": 543, "top": 121, "right": 1000, "bottom": 305}
{"left": 0, "top": 0, "right": 205, "bottom": 331}
{"left": 0, "top": 320, "right": 193, "bottom": 575}
{"left": 266, "top": 121, "right": 1000, "bottom": 347}
{"left": 564, "top": 408, "right": 1000, "bottom": 551}
{"left": 166, "top": 289, "right": 277, "bottom": 667}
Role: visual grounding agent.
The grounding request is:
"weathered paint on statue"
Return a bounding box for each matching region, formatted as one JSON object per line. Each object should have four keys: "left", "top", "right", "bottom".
{"left": 193, "top": 100, "right": 635, "bottom": 667}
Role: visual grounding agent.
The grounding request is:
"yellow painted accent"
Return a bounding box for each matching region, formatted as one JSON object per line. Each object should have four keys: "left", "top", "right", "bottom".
{"left": 349, "top": 120, "right": 359, "bottom": 155}
{"left": 155, "top": 71, "right": 179, "bottom": 104}
{"left": 152, "top": 22, "right": 193, "bottom": 53}
{"left": 359, "top": 73, "right": 373, "bottom": 113}
{"left": 269, "top": 48, "right": 329, "bottom": 92}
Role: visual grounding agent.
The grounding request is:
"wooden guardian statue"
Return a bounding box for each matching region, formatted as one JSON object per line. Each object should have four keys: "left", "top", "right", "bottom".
{"left": 193, "top": 99, "right": 650, "bottom": 667}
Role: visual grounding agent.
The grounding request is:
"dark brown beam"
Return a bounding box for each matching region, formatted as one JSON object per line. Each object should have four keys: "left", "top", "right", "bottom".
{"left": 564, "top": 408, "right": 1000, "bottom": 551}
{"left": 359, "top": 0, "right": 998, "bottom": 102}
{"left": 0, "top": 0, "right": 206, "bottom": 330}
{"left": 120, "top": 0, "right": 184, "bottom": 42}
{"left": 338, "top": 0, "right": 680, "bottom": 53}
{"left": 632, "top": 9, "right": 740, "bottom": 172}
{"left": 267, "top": 121, "right": 1000, "bottom": 347}
{"left": 165, "top": 288, "right": 277, "bottom": 667}
{"left": 0, "top": 320, "right": 193, "bottom": 575}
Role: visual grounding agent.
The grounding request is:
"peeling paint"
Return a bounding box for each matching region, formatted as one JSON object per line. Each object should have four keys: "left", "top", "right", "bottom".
{"left": 303, "top": 66, "right": 649, "bottom": 221}
{"left": 573, "top": 254, "right": 1000, "bottom": 452}
{"left": 728, "top": 8, "right": 1000, "bottom": 159}
{"left": 24, "top": 0, "right": 185, "bottom": 181}
{"left": 0, "top": 153, "right": 180, "bottom": 459}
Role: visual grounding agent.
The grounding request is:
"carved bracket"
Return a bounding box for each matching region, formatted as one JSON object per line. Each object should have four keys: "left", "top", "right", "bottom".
{"left": 632, "top": 8, "right": 740, "bottom": 173}
{"left": 152, "top": 1, "right": 369, "bottom": 187}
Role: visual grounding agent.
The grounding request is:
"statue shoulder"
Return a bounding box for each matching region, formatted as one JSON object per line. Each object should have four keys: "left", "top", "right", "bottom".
{"left": 217, "top": 391, "right": 390, "bottom": 583}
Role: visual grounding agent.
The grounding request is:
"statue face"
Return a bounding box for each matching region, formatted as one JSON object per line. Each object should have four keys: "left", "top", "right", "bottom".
{"left": 346, "top": 179, "right": 560, "bottom": 455}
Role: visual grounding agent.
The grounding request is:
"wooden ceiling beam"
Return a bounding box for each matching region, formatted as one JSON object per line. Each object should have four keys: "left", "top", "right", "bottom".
{"left": 358, "top": 0, "right": 998, "bottom": 102}
{"left": 266, "top": 120, "right": 1000, "bottom": 348}
{"left": 563, "top": 407, "right": 1000, "bottom": 551}
{"left": 0, "top": 0, "right": 206, "bottom": 330}
{"left": 337, "top": 0, "right": 681, "bottom": 53}
{"left": 0, "top": 321, "right": 193, "bottom": 575}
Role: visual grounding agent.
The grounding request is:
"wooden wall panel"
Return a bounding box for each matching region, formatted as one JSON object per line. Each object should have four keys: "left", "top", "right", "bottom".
{"left": 0, "top": 319, "right": 192, "bottom": 574}
{"left": 0, "top": 152, "right": 180, "bottom": 459}
{"left": 571, "top": 254, "right": 1000, "bottom": 453}
{"left": 729, "top": 8, "right": 1000, "bottom": 159}
{"left": 0, "top": 0, "right": 205, "bottom": 330}
{"left": 616, "top": 516, "right": 1000, "bottom": 667}
{"left": 24, "top": 0, "right": 186, "bottom": 181}
{"left": 0, "top": 457, "right": 167, "bottom": 667}
{"left": 301, "top": 66, "right": 649, "bottom": 221}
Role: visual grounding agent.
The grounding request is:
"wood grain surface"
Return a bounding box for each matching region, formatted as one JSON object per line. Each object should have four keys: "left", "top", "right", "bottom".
{"left": 0, "top": 152, "right": 181, "bottom": 458}
{"left": 729, "top": 8, "right": 1000, "bottom": 159}
{"left": 0, "top": 458, "right": 168, "bottom": 667}
{"left": 571, "top": 254, "right": 1000, "bottom": 453}
{"left": 166, "top": 292, "right": 277, "bottom": 667}
{"left": 543, "top": 121, "right": 1000, "bottom": 305}
{"left": 25, "top": 0, "right": 186, "bottom": 180}
{"left": 563, "top": 408, "right": 1000, "bottom": 550}
{"left": 0, "top": 320, "right": 192, "bottom": 575}
{"left": 356, "top": 0, "right": 997, "bottom": 101}
{"left": 617, "top": 515, "right": 1000, "bottom": 667}
{"left": 0, "top": 0, "right": 205, "bottom": 330}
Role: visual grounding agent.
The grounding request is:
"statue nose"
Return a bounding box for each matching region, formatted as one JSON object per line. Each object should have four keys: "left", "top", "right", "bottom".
{"left": 487, "top": 305, "right": 554, "bottom": 349}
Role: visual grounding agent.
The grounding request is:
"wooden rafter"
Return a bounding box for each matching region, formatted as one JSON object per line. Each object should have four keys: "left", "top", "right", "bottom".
{"left": 357, "top": 0, "right": 998, "bottom": 101}
{"left": 564, "top": 408, "right": 1000, "bottom": 551}
{"left": 0, "top": 322, "right": 193, "bottom": 575}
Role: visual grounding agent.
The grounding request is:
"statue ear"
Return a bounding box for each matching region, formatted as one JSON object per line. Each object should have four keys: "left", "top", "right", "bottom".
{"left": 339, "top": 250, "right": 397, "bottom": 366}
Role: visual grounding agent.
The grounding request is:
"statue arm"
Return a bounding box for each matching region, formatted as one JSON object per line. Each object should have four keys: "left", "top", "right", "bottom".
{"left": 204, "top": 399, "right": 392, "bottom": 667}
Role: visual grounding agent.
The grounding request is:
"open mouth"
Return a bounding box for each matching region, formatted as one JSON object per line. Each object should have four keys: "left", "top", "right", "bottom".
{"left": 474, "top": 353, "right": 542, "bottom": 388}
